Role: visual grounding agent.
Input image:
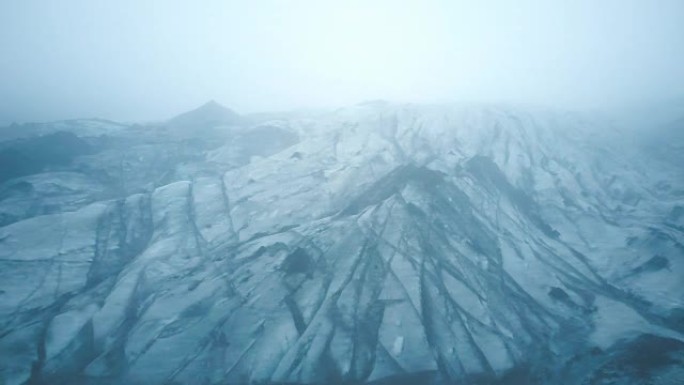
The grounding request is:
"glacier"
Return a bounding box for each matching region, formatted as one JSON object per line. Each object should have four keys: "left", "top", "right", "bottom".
{"left": 0, "top": 101, "right": 682, "bottom": 384}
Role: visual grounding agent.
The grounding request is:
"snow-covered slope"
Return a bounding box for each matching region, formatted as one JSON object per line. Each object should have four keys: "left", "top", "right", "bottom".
{"left": 0, "top": 102, "right": 682, "bottom": 385}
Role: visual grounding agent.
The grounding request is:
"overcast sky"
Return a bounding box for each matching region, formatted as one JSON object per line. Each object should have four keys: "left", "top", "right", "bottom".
{"left": 1, "top": 0, "right": 683, "bottom": 124}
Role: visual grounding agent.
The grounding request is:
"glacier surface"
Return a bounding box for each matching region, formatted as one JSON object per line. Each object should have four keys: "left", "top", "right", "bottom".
{"left": 0, "top": 101, "right": 682, "bottom": 384}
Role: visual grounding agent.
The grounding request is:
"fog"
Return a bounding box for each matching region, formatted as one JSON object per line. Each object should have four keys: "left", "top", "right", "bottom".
{"left": 1, "top": 0, "right": 683, "bottom": 124}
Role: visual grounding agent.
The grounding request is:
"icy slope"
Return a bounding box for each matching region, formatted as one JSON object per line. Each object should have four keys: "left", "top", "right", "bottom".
{"left": 0, "top": 102, "right": 682, "bottom": 385}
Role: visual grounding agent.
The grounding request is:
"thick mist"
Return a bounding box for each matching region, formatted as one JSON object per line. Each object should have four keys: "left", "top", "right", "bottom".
{"left": 1, "top": 3, "right": 684, "bottom": 385}
{"left": 1, "top": 0, "right": 683, "bottom": 124}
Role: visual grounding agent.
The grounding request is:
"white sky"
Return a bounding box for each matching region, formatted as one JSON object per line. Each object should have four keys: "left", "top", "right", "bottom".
{"left": 1, "top": 0, "right": 683, "bottom": 123}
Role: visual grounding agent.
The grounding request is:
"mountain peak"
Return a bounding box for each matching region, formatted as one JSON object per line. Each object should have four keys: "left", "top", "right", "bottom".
{"left": 198, "top": 99, "right": 222, "bottom": 110}
{"left": 167, "top": 100, "right": 240, "bottom": 129}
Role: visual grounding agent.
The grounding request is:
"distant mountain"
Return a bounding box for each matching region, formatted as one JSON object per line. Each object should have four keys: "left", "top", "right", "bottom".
{"left": 0, "top": 102, "right": 682, "bottom": 385}
{"left": 0, "top": 131, "right": 93, "bottom": 183}
{"left": 166, "top": 100, "right": 241, "bottom": 130}
{"left": 0, "top": 118, "right": 129, "bottom": 142}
